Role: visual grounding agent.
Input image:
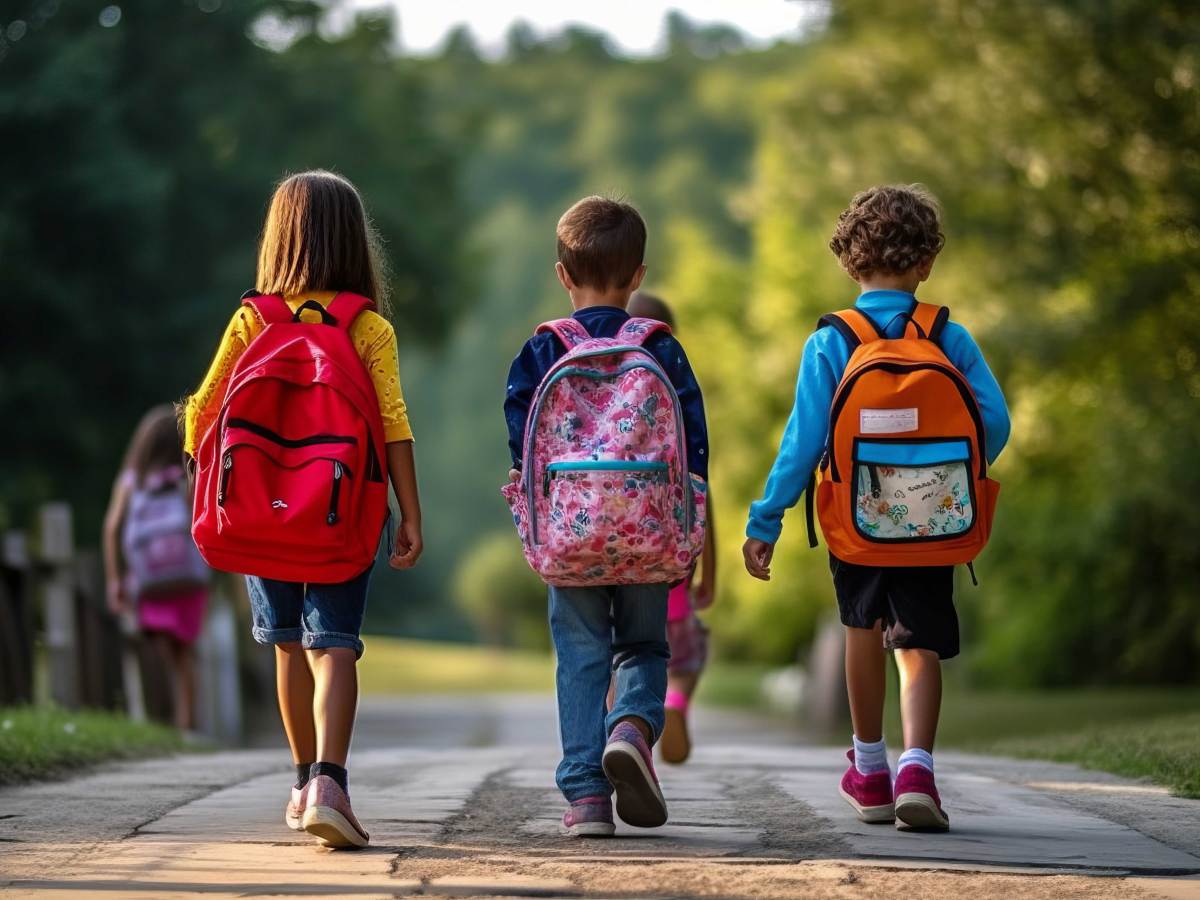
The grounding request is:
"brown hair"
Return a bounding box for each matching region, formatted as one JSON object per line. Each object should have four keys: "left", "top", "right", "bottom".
{"left": 829, "top": 185, "right": 945, "bottom": 280}
{"left": 256, "top": 170, "right": 391, "bottom": 316}
{"left": 556, "top": 196, "right": 646, "bottom": 291}
{"left": 628, "top": 291, "right": 675, "bottom": 329}
{"left": 123, "top": 405, "right": 184, "bottom": 485}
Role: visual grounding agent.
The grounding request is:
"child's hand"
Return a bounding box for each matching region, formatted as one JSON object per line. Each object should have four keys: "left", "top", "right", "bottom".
{"left": 389, "top": 519, "right": 423, "bottom": 569}
{"left": 692, "top": 580, "right": 715, "bottom": 610}
{"left": 508, "top": 468, "right": 521, "bottom": 483}
{"left": 106, "top": 578, "right": 128, "bottom": 615}
{"left": 742, "top": 538, "right": 775, "bottom": 581}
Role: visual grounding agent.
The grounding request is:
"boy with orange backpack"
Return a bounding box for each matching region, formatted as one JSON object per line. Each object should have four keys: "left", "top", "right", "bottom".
{"left": 743, "top": 185, "right": 1010, "bottom": 831}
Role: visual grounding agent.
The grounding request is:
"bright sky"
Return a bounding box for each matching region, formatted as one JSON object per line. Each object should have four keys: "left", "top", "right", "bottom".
{"left": 350, "top": 1, "right": 815, "bottom": 56}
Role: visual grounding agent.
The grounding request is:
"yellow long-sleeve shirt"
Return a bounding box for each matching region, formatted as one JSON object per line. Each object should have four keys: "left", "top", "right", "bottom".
{"left": 183, "top": 291, "right": 413, "bottom": 456}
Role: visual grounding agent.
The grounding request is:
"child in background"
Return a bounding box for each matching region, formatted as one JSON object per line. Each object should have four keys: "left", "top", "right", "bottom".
{"left": 184, "top": 170, "right": 423, "bottom": 849}
{"left": 504, "top": 197, "right": 709, "bottom": 836}
{"left": 626, "top": 292, "right": 716, "bottom": 765}
{"left": 103, "top": 404, "right": 210, "bottom": 731}
{"left": 742, "top": 185, "right": 1010, "bottom": 831}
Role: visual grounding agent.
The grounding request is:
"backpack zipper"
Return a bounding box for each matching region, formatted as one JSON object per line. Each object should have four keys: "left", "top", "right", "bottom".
{"left": 226, "top": 417, "right": 357, "bottom": 448}
{"left": 826, "top": 362, "right": 987, "bottom": 481}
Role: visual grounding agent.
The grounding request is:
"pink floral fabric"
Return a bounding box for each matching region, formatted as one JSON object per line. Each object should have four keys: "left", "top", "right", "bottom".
{"left": 502, "top": 318, "right": 706, "bottom": 587}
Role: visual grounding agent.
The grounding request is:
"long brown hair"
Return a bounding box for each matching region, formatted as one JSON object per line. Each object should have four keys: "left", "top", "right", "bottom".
{"left": 123, "top": 405, "right": 184, "bottom": 485}
{"left": 256, "top": 170, "right": 391, "bottom": 316}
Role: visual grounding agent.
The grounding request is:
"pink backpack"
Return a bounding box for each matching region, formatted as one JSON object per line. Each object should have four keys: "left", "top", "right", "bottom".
{"left": 502, "top": 317, "right": 707, "bottom": 587}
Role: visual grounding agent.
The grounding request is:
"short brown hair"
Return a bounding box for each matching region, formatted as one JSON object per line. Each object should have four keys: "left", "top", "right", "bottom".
{"left": 556, "top": 196, "right": 646, "bottom": 291}
{"left": 256, "top": 170, "right": 390, "bottom": 315}
{"left": 829, "top": 185, "right": 945, "bottom": 280}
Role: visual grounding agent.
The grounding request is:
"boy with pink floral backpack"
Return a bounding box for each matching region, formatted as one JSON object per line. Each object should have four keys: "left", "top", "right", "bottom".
{"left": 503, "top": 196, "right": 709, "bottom": 836}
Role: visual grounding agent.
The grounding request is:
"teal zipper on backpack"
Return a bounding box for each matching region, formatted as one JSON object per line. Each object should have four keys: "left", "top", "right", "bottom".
{"left": 546, "top": 460, "right": 668, "bottom": 473}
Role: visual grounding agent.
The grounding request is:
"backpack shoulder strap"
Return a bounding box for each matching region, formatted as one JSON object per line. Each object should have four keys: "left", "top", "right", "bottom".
{"left": 535, "top": 317, "right": 591, "bottom": 350}
{"left": 904, "top": 301, "right": 950, "bottom": 344}
{"left": 241, "top": 291, "right": 292, "bottom": 325}
{"left": 326, "top": 292, "right": 376, "bottom": 331}
{"left": 616, "top": 316, "right": 671, "bottom": 346}
{"left": 816, "top": 308, "right": 883, "bottom": 349}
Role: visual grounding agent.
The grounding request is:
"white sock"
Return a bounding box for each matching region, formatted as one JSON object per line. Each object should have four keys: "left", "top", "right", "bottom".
{"left": 852, "top": 735, "right": 889, "bottom": 775}
{"left": 897, "top": 748, "right": 934, "bottom": 774}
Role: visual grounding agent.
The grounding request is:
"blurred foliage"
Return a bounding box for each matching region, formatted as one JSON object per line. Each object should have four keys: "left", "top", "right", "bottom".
{"left": 455, "top": 532, "right": 548, "bottom": 650}
{"left": 0, "top": 0, "right": 467, "bottom": 538}
{"left": 3, "top": 2, "right": 1198, "bottom": 685}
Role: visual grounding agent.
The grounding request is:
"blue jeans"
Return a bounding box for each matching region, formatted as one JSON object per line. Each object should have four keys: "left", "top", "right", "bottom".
{"left": 246, "top": 563, "right": 374, "bottom": 659}
{"left": 548, "top": 583, "right": 669, "bottom": 802}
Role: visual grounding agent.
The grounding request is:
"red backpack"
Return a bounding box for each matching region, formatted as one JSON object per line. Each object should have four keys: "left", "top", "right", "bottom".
{"left": 192, "top": 292, "right": 389, "bottom": 583}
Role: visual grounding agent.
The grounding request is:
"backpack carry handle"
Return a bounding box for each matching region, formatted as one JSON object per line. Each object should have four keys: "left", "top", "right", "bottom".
{"left": 291, "top": 300, "right": 338, "bottom": 326}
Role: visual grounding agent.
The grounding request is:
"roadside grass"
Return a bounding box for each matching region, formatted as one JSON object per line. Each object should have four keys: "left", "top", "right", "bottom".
{"left": 978, "top": 712, "right": 1200, "bottom": 800}
{"left": 0, "top": 705, "right": 184, "bottom": 786}
{"left": 359, "top": 636, "right": 554, "bottom": 695}
{"left": 359, "top": 636, "right": 771, "bottom": 704}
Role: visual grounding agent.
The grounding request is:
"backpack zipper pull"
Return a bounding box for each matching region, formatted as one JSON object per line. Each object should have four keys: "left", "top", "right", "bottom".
{"left": 966, "top": 561, "right": 979, "bottom": 586}
{"left": 327, "top": 461, "right": 343, "bottom": 525}
{"left": 217, "top": 452, "right": 232, "bottom": 505}
{"left": 543, "top": 467, "right": 552, "bottom": 497}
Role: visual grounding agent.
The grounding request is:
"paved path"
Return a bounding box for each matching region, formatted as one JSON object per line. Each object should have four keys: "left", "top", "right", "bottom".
{"left": 2, "top": 696, "right": 1199, "bottom": 898}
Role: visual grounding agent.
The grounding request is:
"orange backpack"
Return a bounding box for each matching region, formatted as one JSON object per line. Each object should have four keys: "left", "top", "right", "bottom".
{"left": 806, "top": 301, "right": 999, "bottom": 569}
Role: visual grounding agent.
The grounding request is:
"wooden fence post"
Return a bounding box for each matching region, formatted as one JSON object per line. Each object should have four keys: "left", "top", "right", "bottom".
{"left": 0, "top": 530, "right": 35, "bottom": 705}
{"left": 38, "top": 502, "right": 78, "bottom": 709}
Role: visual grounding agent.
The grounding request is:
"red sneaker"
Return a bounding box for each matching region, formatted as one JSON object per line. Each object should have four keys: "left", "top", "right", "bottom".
{"left": 894, "top": 764, "right": 949, "bottom": 831}
{"left": 838, "top": 749, "right": 895, "bottom": 823}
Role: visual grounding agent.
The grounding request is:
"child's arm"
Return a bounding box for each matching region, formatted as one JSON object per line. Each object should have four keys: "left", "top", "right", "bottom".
{"left": 743, "top": 330, "right": 844, "bottom": 580}
{"left": 101, "top": 471, "right": 132, "bottom": 614}
{"left": 386, "top": 440, "right": 423, "bottom": 569}
{"left": 503, "top": 339, "right": 547, "bottom": 476}
{"left": 693, "top": 491, "right": 716, "bottom": 609}
{"left": 183, "top": 308, "right": 256, "bottom": 457}
{"left": 940, "top": 323, "right": 1011, "bottom": 463}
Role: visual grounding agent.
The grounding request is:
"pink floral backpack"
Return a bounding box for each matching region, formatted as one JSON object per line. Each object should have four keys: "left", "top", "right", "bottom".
{"left": 502, "top": 317, "right": 707, "bottom": 587}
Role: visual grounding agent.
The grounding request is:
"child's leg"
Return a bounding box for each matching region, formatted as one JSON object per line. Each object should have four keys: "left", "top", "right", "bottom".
{"left": 844, "top": 623, "right": 887, "bottom": 743}
{"left": 301, "top": 564, "right": 372, "bottom": 776}
{"left": 276, "top": 642, "right": 316, "bottom": 764}
{"left": 549, "top": 585, "right": 616, "bottom": 801}
{"left": 608, "top": 583, "right": 670, "bottom": 741}
{"left": 894, "top": 648, "right": 941, "bottom": 751}
{"left": 307, "top": 647, "right": 358, "bottom": 766}
{"left": 170, "top": 638, "right": 196, "bottom": 732}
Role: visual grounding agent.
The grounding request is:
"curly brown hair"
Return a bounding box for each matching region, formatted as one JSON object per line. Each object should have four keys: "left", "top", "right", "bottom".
{"left": 829, "top": 185, "right": 945, "bottom": 280}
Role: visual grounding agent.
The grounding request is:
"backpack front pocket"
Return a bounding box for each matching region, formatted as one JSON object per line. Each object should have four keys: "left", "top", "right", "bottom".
{"left": 851, "top": 438, "right": 975, "bottom": 542}
{"left": 541, "top": 460, "right": 673, "bottom": 574}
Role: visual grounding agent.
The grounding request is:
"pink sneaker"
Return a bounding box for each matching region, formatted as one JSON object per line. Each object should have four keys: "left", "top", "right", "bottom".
{"left": 838, "top": 750, "right": 895, "bottom": 823}
{"left": 602, "top": 721, "right": 668, "bottom": 827}
{"left": 561, "top": 795, "right": 616, "bottom": 837}
{"left": 894, "top": 764, "right": 949, "bottom": 831}
{"left": 285, "top": 784, "right": 306, "bottom": 831}
{"left": 301, "top": 775, "right": 370, "bottom": 848}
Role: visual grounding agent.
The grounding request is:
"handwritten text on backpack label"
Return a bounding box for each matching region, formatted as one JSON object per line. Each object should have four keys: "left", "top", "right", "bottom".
{"left": 860, "top": 407, "right": 919, "bottom": 434}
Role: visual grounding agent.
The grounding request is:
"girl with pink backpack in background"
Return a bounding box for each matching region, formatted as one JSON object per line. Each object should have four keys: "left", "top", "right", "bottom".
{"left": 103, "top": 404, "right": 211, "bottom": 732}
{"left": 503, "top": 196, "right": 708, "bottom": 836}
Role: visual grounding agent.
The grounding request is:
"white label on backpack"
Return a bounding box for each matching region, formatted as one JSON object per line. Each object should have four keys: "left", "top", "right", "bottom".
{"left": 860, "top": 408, "right": 918, "bottom": 434}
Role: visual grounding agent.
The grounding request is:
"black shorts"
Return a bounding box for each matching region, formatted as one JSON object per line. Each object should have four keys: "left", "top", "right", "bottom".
{"left": 829, "top": 554, "right": 959, "bottom": 659}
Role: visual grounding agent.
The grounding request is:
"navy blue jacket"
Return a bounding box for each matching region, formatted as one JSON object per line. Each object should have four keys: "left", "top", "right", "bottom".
{"left": 504, "top": 306, "right": 709, "bottom": 478}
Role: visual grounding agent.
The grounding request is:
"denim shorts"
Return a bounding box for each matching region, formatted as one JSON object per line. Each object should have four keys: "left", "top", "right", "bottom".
{"left": 246, "top": 562, "right": 375, "bottom": 658}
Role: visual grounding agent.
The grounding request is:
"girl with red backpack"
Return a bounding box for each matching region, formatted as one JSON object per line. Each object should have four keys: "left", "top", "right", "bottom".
{"left": 183, "top": 170, "right": 423, "bottom": 849}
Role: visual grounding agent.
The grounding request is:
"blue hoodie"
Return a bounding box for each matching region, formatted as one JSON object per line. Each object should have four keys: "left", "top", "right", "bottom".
{"left": 745, "top": 290, "right": 1011, "bottom": 545}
